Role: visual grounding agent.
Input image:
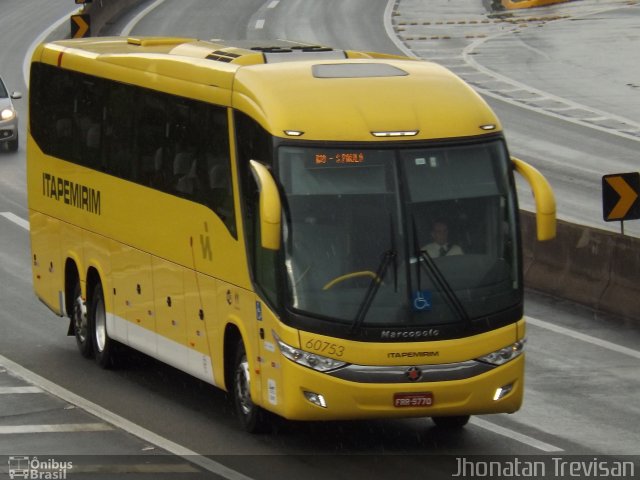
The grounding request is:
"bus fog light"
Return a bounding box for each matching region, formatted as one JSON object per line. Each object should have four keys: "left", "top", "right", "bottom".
{"left": 304, "top": 391, "right": 327, "bottom": 408}
{"left": 493, "top": 383, "right": 514, "bottom": 401}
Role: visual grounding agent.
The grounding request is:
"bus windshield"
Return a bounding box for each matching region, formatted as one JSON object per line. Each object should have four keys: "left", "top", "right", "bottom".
{"left": 276, "top": 139, "right": 520, "bottom": 331}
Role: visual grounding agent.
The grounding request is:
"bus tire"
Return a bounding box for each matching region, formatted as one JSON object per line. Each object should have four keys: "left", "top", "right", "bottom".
{"left": 431, "top": 415, "right": 470, "bottom": 429}
{"left": 71, "top": 281, "right": 93, "bottom": 359}
{"left": 90, "top": 281, "right": 116, "bottom": 369}
{"left": 232, "top": 340, "right": 271, "bottom": 433}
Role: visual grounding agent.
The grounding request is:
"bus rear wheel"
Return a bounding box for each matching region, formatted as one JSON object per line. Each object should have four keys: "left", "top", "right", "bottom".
{"left": 90, "top": 281, "right": 116, "bottom": 369}
{"left": 432, "top": 415, "right": 470, "bottom": 429}
{"left": 232, "top": 341, "right": 271, "bottom": 433}
{"left": 71, "top": 282, "right": 93, "bottom": 358}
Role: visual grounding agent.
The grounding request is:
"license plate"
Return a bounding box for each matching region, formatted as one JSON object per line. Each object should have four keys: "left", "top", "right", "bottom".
{"left": 393, "top": 392, "right": 434, "bottom": 408}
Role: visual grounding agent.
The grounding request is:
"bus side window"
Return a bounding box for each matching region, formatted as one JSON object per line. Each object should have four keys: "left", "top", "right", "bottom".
{"left": 173, "top": 151, "right": 196, "bottom": 195}
{"left": 199, "top": 105, "right": 235, "bottom": 236}
{"left": 30, "top": 63, "right": 237, "bottom": 237}
{"left": 138, "top": 94, "right": 170, "bottom": 184}
{"left": 31, "top": 65, "right": 78, "bottom": 162}
{"left": 71, "top": 78, "right": 105, "bottom": 170}
{"left": 234, "top": 112, "right": 277, "bottom": 303}
{"left": 104, "top": 84, "right": 135, "bottom": 179}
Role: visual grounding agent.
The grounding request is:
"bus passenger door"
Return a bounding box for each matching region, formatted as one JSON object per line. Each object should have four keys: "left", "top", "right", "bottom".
{"left": 110, "top": 242, "right": 155, "bottom": 355}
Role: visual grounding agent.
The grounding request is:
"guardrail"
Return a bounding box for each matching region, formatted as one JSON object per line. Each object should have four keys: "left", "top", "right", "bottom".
{"left": 521, "top": 211, "right": 640, "bottom": 322}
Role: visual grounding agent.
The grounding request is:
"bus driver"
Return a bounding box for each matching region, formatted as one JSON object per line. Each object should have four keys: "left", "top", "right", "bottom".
{"left": 423, "top": 220, "right": 463, "bottom": 257}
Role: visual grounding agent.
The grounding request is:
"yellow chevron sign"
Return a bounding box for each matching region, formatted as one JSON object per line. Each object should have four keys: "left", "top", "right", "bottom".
{"left": 71, "top": 14, "right": 90, "bottom": 38}
{"left": 602, "top": 173, "right": 640, "bottom": 221}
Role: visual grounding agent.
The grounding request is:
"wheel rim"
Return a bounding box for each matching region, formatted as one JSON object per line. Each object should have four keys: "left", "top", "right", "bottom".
{"left": 235, "top": 355, "right": 253, "bottom": 416}
{"left": 94, "top": 296, "right": 107, "bottom": 352}
{"left": 74, "top": 296, "right": 88, "bottom": 344}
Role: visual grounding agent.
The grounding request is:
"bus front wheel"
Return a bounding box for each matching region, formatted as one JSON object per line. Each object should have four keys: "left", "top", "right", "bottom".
{"left": 232, "top": 341, "right": 271, "bottom": 433}
{"left": 90, "top": 281, "right": 116, "bottom": 369}
{"left": 431, "top": 415, "right": 470, "bottom": 429}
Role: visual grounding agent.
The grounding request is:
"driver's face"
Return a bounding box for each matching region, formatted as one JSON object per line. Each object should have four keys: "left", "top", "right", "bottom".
{"left": 431, "top": 223, "right": 449, "bottom": 245}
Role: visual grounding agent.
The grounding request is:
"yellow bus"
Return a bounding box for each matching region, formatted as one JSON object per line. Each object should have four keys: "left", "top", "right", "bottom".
{"left": 27, "top": 36, "right": 555, "bottom": 432}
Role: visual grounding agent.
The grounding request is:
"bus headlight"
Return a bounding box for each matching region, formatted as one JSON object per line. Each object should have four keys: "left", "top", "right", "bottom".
{"left": 273, "top": 331, "right": 348, "bottom": 373}
{"left": 476, "top": 340, "right": 525, "bottom": 366}
{"left": 1, "top": 108, "right": 16, "bottom": 121}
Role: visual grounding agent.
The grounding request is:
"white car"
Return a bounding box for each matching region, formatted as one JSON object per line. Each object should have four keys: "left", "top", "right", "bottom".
{"left": 0, "top": 76, "right": 21, "bottom": 152}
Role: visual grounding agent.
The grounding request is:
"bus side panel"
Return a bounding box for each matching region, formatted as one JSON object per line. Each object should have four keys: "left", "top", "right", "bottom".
{"left": 61, "top": 221, "right": 85, "bottom": 295}
{"left": 110, "top": 241, "right": 155, "bottom": 355}
{"left": 152, "top": 256, "right": 188, "bottom": 369}
{"left": 208, "top": 281, "right": 261, "bottom": 395}
{"left": 82, "top": 228, "right": 113, "bottom": 337}
{"left": 254, "top": 305, "right": 296, "bottom": 414}
{"left": 191, "top": 273, "right": 217, "bottom": 385}
{"left": 29, "top": 211, "right": 63, "bottom": 315}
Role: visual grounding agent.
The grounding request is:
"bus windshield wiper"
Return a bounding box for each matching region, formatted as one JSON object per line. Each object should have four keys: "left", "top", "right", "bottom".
{"left": 349, "top": 249, "right": 397, "bottom": 335}
{"left": 411, "top": 218, "right": 470, "bottom": 325}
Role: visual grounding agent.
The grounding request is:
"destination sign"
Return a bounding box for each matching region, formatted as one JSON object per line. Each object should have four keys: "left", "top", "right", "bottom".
{"left": 314, "top": 152, "right": 365, "bottom": 166}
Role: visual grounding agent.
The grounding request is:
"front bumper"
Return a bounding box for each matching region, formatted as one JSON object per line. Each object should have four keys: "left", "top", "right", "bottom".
{"left": 269, "top": 353, "right": 524, "bottom": 421}
{"left": 0, "top": 124, "right": 18, "bottom": 142}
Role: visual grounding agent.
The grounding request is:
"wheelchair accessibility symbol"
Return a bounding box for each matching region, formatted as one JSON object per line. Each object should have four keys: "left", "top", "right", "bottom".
{"left": 412, "top": 290, "right": 432, "bottom": 312}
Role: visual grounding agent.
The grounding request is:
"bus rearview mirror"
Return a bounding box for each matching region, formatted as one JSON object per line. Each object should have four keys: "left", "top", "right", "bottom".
{"left": 512, "top": 157, "right": 556, "bottom": 241}
{"left": 249, "top": 160, "right": 282, "bottom": 251}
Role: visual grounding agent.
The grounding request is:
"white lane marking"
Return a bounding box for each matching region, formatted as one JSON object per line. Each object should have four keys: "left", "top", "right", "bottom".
{"left": 383, "top": 0, "right": 416, "bottom": 58}
{"left": 0, "top": 354, "right": 254, "bottom": 480}
{"left": 387, "top": 0, "right": 640, "bottom": 143}
{"left": 0, "top": 386, "right": 43, "bottom": 394}
{"left": 471, "top": 417, "right": 564, "bottom": 452}
{"left": 267, "top": 0, "right": 280, "bottom": 8}
{"left": 120, "top": 0, "right": 166, "bottom": 36}
{"left": 23, "top": 6, "right": 78, "bottom": 88}
{"left": 526, "top": 316, "right": 640, "bottom": 361}
{"left": 0, "top": 212, "right": 30, "bottom": 231}
{"left": 461, "top": 20, "right": 640, "bottom": 144}
{"left": 0, "top": 423, "right": 113, "bottom": 434}
{"left": 255, "top": 19, "right": 266, "bottom": 29}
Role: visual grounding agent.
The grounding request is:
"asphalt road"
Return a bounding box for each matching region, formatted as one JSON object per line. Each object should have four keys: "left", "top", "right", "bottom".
{"left": 1, "top": 1, "right": 640, "bottom": 479}
{"left": 394, "top": 0, "right": 640, "bottom": 237}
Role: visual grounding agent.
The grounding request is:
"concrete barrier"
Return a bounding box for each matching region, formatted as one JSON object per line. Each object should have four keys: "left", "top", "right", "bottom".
{"left": 79, "top": 0, "right": 144, "bottom": 37}
{"left": 521, "top": 211, "right": 640, "bottom": 321}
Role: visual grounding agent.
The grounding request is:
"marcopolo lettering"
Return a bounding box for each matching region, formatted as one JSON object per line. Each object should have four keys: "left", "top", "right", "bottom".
{"left": 380, "top": 328, "right": 440, "bottom": 339}
{"left": 42, "top": 172, "right": 101, "bottom": 215}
